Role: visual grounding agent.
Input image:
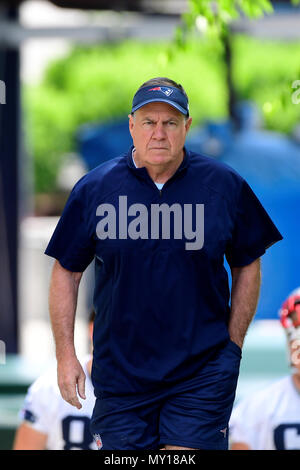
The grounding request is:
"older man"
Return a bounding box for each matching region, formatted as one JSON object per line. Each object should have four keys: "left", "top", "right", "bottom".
{"left": 45, "top": 77, "right": 282, "bottom": 450}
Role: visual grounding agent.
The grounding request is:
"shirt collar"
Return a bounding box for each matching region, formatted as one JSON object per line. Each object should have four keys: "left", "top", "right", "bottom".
{"left": 126, "top": 145, "right": 190, "bottom": 176}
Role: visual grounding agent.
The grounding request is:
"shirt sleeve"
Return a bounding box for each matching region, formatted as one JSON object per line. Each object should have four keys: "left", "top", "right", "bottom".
{"left": 225, "top": 179, "right": 283, "bottom": 267}
{"left": 19, "top": 376, "right": 53, "bottom": 435}
{"left": 229, "top": 386, "right": 276, "bottom": 450}
{"left": 229, "top": 398, "right": 255, "bottom": 447}
{"left": 45, "top": 181, "right": 95, "bottom": 272}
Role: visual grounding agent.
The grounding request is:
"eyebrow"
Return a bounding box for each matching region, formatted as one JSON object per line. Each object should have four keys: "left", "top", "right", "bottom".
{"left": 142, "top": 117, "right": 180, "bottom": 123}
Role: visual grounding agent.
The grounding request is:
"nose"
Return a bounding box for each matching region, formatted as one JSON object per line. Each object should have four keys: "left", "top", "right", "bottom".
{"left": 152, "top": 123, "right": 166, "bottom": 140}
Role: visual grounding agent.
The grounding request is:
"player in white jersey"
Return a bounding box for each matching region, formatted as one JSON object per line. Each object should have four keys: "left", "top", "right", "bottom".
{"left": 13, "top": 313, "right": 96, "bottom": 450}
{"left": 229, "top": 288, "right": 300, "bottom": 450}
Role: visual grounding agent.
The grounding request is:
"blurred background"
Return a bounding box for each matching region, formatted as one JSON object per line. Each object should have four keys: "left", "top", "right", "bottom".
{"left": 0, "top": 0, "right": 300, "bottom": 449}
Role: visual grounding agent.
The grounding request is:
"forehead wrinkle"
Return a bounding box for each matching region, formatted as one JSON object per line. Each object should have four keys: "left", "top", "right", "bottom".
{"left": 137, "top": 110, "right": 184, "bottom": 125}
{"left": 136, "top": 102, "right": 183, "bottom": 118}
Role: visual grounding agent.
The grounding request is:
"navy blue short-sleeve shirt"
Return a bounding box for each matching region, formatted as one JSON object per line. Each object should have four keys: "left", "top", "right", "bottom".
{"left": 45, "top": 147, "right": 283, "bottom": 397}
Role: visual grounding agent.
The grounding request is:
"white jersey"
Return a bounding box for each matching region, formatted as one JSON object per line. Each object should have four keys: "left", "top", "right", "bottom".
{"left": 229, "top": 375, "right": 300, "bottom": 450}
{"left": 20, "top": 356, "right": 97, "bottom": 450}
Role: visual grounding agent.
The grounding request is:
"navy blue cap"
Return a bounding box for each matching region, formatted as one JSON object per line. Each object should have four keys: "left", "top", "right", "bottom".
{"left": 131, "top": 85, "right": 189, "bottom": 116}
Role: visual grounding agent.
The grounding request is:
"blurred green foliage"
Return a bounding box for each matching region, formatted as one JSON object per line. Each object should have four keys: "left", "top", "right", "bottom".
{"left": 23, "top": 36, "right": 300, "bottom": 193}
{"left": 233, "top": 36, "right": 300, "bottom": 134}
{"left": 179, "top": 0, "right": 274, "bottom": 49}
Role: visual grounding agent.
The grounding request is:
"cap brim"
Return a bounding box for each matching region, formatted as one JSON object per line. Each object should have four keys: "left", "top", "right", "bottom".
{"left": 131, "top": 98, "right": 188, "bottom": 116}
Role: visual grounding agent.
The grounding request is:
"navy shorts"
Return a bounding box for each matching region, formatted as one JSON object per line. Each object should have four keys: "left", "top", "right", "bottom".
{"left": 90, "top": 339, "right": 242, "bottom": 450}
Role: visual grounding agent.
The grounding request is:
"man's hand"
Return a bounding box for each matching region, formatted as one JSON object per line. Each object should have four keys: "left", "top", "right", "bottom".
{"left": 57, "top": 355, "right": 86, "bottom": 409}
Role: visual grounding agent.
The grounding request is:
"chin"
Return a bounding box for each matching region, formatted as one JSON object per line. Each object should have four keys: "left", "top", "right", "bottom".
{"left": 148, "top": 152, "right": 171, "bottom": 164}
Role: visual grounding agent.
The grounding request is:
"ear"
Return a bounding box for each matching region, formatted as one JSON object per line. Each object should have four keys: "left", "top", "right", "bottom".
{"left": 128, "top": 113, "right": 134, "bottom": 137}
{"left": 185, "top": 117, "right": 193, "bottom": 134}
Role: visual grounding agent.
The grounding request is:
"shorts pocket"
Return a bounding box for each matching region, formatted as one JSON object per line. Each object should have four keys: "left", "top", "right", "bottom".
{"left": 227, "top": 339, "right": 242, "bottom": 358}
{"left": 216, "top": 340, "right": 241, "bottom": 399}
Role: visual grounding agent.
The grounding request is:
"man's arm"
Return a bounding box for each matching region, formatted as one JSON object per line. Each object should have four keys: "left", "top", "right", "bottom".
{"left": 49, "top": 259, "right": 86, "bottom": 409}
{"left": 13, "top": 422, "right": 48, "bottom": 450}
{"left": 229, "top": 258, "right": 261, "bottom": 348}
{"left": 230, "top": 441, "right": 251, "bottom": 450}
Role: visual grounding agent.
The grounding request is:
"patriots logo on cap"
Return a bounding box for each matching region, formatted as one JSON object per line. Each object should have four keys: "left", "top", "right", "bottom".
{"left": 148, "top": 87, "right": 174, "bottom": 97}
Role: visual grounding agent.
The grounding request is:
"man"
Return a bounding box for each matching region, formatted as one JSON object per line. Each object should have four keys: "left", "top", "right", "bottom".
{"left": 13, "top": 312, "right": 96, "bottom": 450}
{"left": 229, "top": 288, "right": 300, "bottom": 450}
{"left": 45, "top": 77, "right": 283, "bottom": 450}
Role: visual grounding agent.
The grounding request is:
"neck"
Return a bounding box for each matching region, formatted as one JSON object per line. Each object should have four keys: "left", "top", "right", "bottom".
{"left": 133, "top": 149, "right": 184, "bottom": 183}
